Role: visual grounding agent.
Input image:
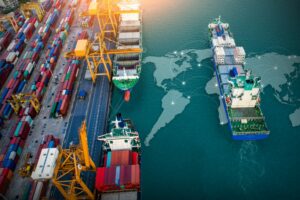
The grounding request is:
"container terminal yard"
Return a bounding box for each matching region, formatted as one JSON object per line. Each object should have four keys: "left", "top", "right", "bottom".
{"left": 0, "top": 0, "right": 142, "bottom": 199}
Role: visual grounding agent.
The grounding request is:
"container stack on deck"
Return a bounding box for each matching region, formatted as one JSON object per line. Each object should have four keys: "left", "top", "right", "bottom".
{"left": 51, "top": 31, "right": 88, "bottom": 117}
{"left": 96, "top": 151, "right": 140, "bottom": 192}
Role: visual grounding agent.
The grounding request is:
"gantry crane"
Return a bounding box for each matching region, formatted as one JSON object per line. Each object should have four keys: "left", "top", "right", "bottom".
{"left": 0, "top": 13, "right": 19, "bottom": 32}
{"left": 7, "top": 93, "right": 40, "bottom": 114}
{"left": 52, "top": 121, "right": 96, "bottom": 200}
{"left": 64, "top": 0, "right": 142, "bottom": 83}
{"left": 20, "top": 2, "right": 45, "bottom": 22}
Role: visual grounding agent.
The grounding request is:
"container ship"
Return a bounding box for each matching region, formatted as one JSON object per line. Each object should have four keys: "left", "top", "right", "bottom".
{"left": 208, "top": 17, "right": 270, "bottom": 140}
{"left": 95, "top": 113, "right": 141, "bottom": 200}
{"left": 112, "top": 0, "right": 142, "bottom": 101}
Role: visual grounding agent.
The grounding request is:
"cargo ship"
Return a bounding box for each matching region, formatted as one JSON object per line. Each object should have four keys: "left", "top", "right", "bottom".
{"left": 208, "top": 17, "right": 270, "bottom": 140}
{"left": 112, "top": 0, "right": 142, "bottom": 101}
{"left": 95, "top": 113, "right": 141, "bottom": 200}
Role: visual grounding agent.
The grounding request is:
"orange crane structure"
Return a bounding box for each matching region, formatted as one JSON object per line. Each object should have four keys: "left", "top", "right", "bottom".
{"left": 52, "top": 121, "right": 96, "bottom": 200}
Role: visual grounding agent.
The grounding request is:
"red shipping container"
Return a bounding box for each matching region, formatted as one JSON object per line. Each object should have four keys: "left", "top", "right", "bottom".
{"left": 4, "top": 89, "right": 13, "bottom": 102}
{"left": 32, "top": 52, "right": 40, "bottom": 63}
{"left": 19, "top": 139, "right": 26, "bottom": 148}
{"left": 7, "top": 79, "right": 14, "bottom": 89}
{"left": 19, "top": 107, "right": 25, "bottom": 117}
{"left": 132, "top": 152, "right": 139, "bottom": 165}
{"left": 19, "top": 121, "right": 30, "bottom": 139}
{"left": 63, "top": 81, "right": 68, "bottom": 90}
{"left": 0, "top": 175, "right": 9, "bottom": 194}
{"left": 12, "top": 79, "right": 21, "bottom": 93}
{"left": 59, "top": 95, "right": 70, "bottom": 116}
{"left": 28, "top": 106, "right": 37, "bottom": 118}
{"left": 10, "top": 136, "right": 21, "bottom": 145}
{"left": 110, "top": 150, "right": 131, "bottom": 166}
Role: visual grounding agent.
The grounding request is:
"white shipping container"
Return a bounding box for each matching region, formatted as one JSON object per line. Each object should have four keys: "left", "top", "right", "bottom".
{"left": 24, "top": 23, "right": 32, "bottom": 34}
{"left": 26, "top": 63, "right": 34, "bottom": 74}
{"left": 75, "top": 67, "right": 79, "bottom": 77}
{"left": 24, "top": 18, "right": 29, "bottom": 24}
{"left": 9, "top": 151, "right": 16, "bottom": 160}
{"left": 31, "top": 148, "right": 59, "bottom": 180}
{"left": 13, "top": 57, "right": 19, "bottom": 65}
{"left": 7, "top": 40, "right": 16, "bottom": 51}
{"left": 34, "top": 21, "right": 39, "bottom": 28}
{"left": 38, "top": 27, "right": 43, "bottom": 35}
{"left": 32, "top": 181, "right": 43, "bottom": 200}
{"left": 24, "top": 107, "right": 30, "bottom": 115}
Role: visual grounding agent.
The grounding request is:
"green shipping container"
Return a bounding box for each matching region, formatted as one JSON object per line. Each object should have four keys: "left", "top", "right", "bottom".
{"left": 65, "top": 72, "right": 71, "bottom": 81}
{"left": 23, "top": 52, "right": 28, "bottom": 59}
{"left": 17, "top": 146, "right": 22, "bottom": 156}
{"left": 14, "top": 122, "right": 22, "bottom": 137}
{"left": 50, "top": 102, "right": 58, "bottom": 118}
{"left": 31, "top": 84, "right": 37, "bottom": 91}
{"left": 24, "top": 70, "right": 29, "bottom": 78}
{"left": 42, "top": 87, "right": 46, "bottom": 94}
{"left": 21, "top": 183, "right": 32, "bottom": 200}
{"left": 13, "top": 71, "right": 19, "bottom": 79}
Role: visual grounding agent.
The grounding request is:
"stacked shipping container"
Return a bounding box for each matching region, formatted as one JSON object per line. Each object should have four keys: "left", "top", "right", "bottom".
{"left": 31, "top": 6, "right": 74, "bottom": 107}
{"left": 51, "top": 31, "right": 88, "bottom": 117}
{"left": 0, "top": 1, "right": 60, "bottom": 120}
{"left": 0, "top": 17, "right": 38, "bottom": 91}
{"left": 0, "top": 0, "right": 77, "bottom": 195}
{"left": 95, "top": 150, "right": 140, "bottom": 192}
{"left": 0, "top": 118, "right": 30, "bottom": 194}
{"left": 0, "top": 17, "right": 39, "bottom": 119}
{"left": 24, "top": 135, "right": 60, "bottom": 200}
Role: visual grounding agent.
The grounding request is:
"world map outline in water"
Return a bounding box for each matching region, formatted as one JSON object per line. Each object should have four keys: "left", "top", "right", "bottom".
{"left": 143, "top": 49, "right": 300, "bottom": 146}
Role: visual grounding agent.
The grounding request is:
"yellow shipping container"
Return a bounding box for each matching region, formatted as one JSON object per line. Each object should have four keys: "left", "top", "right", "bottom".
{"left": 75, "top": 40, "right": 88, "bottom": 57}
{"left": 88, "top": 1, "right": 98, "bottom": 15}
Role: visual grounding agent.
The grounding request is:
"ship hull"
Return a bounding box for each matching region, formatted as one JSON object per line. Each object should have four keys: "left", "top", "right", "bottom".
{"left": 212, "top": 51, "right": 269, "bottom": 140}
{"left": 112, "top": 76, "right": 140, "bottom": 91}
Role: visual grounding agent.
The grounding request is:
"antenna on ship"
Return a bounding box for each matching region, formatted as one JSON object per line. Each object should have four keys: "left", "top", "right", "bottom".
{"left": 218, "top": 15, "right": 221, "bottom": 23}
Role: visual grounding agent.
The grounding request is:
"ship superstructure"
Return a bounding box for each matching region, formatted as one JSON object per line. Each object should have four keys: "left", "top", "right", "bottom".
{"left": 208, "top": 17, "right": 270, "bottom": 140}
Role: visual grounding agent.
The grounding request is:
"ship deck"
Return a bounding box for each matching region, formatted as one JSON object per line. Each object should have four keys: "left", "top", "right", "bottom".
{"left": 228, "top": 107, "right": 269, "bottom": 135}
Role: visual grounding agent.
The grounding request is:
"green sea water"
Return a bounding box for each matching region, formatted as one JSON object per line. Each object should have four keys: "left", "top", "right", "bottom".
{"left": 110, "top": 0, "right": 300, "bottom": 199}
